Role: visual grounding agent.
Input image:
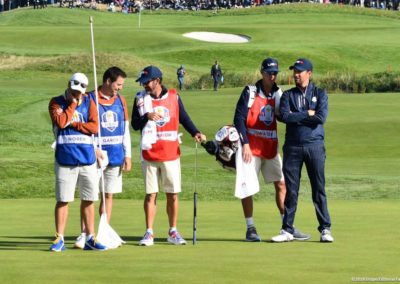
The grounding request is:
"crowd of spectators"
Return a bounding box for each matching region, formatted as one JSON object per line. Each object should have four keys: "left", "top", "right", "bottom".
{"left": 132, "top": 0, "right": 398, "bottom": 10}
{"left": 1, "top": 0, "right": 399, "bottom": 13}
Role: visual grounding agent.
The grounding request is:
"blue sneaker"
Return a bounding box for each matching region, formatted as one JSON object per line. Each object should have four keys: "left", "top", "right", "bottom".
{"left": 246, "top": 226, "right": 261, "bottom": 242}
{"left": 50, "top": 234, "right": 65, "bottom": 252}
{"left": 84, "top": 236, "right": 107, "bottom": 251}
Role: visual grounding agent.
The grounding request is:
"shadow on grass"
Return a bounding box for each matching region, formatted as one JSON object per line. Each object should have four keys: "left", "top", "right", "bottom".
{"left": 0, "top": 235, "right": 55, "bottom": 251}
{"left": 122, "top": 235, "right": 246, "bottom": 243}
{"left": 265, "top": 240, "right": 332, "bottom": 244}
{"left": 0, "top": 235, "right": 258, "bottom": 250}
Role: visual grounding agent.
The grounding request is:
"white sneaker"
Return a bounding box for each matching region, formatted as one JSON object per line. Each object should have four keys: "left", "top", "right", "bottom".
{"left": 167, "top": 230, "right": 187, "bottom": 245}
{"left": 74, "top": 233, "right": 86, "bottom": 249}
{"left": 320, "top": 229, "right": 334, "bottom": 243}
{"left": 271, "top": 230, "right": 294, "bottom": 243}
{"left": 139, "top": 231, "right": 154, "bottom": 246}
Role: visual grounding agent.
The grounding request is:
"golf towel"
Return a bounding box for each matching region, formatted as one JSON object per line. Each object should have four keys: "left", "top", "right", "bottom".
{"left": 138, "top": 93, "right": 157, "bottom": 150}
{"left": 235, "top": 143, "right": 259, "bottom": 199}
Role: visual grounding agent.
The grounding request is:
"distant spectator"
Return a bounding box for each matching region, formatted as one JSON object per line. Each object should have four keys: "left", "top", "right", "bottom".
{"left": 76, "top": 0, "right": 83, "bottom": 8}
{"left": 393, "top": 0, "right": 399, "bottom": 10}
{"left": 108, "top": 1, "right": 116, "bottom": 11}
{"left": 211, "top": 60, "right": 222, "bottom": 91}
{"left": 176, "top": 65, "right": 186, "bottom": 90}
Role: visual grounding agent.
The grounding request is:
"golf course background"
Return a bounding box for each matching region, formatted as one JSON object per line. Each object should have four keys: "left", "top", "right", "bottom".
{"left": 0, "top": 4, "right": 399, "bottom": 283}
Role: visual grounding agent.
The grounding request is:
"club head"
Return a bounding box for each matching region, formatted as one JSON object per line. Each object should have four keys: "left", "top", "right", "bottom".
{"left": 201, "top": 140, "right": 218, "bottom": 155}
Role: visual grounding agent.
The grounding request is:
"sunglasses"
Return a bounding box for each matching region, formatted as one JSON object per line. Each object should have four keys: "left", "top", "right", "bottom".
{"left": 71, "top": 80, "right": 88, "bottom": 89}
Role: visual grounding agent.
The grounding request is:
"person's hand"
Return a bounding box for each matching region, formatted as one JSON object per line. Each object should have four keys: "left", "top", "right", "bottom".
{"left": 308, "top": 110, "right": 315, "bottom": 116}
{"left": 96, "top": 148, "right": 105, "bottom": 166}
{"left": 147, "top": 112, "right": 163, "bottom": 121}
{"left": 66, "top": 91, "right": 81, "bottom": 105}
{"left": 123, "top": 157, "right": 132, "bottom": 172}
{"left": 242, "top": 143, "right": 252, "bottom": 164}
{"left": 194, "top": 133, "right": 206, "bottom": 143}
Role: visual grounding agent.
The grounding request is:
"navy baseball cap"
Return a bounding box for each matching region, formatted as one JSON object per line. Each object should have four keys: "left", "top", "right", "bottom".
{"left": 261, "top": 58, "right": 279, "bottom": 72}
{"left": 136, "top": 65, "right": 162, "bottom": 84}
{"left": 289, "top": 58, "right": 313, "bottom": 71}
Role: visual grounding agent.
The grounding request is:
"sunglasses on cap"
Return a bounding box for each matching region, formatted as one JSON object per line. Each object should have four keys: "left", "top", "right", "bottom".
{"left": 71, "top": 80, "right": 88, "bottom": 89}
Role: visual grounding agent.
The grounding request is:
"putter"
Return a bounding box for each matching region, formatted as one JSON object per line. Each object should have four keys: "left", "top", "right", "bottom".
{"left": 193, "top": 142, "right": 198, "bottom": 245}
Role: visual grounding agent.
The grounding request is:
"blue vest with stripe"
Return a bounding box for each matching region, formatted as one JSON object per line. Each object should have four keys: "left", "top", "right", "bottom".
{"left": 90, "top": 92, "right": 125, "bottom": 166}
{"left": 55, "top": 95, "right": 96, "bottom": 166}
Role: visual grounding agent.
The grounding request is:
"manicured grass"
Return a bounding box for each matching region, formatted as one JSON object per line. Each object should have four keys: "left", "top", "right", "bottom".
{"left": 0, "top": 199, "right": 399, "bottom": 283}
{"left": 1, "top": 5, "right": 400, "bottom": 83}
{"left": 0, "top": 84, "right": 399, "bottom": 200}
{"left": 0, "top": 6, "right": 399, "bottom": 283}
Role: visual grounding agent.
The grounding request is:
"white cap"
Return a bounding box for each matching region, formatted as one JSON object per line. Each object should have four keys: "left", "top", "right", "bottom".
{"left": 69, "top": 73, "right": 89, "bottom": 94}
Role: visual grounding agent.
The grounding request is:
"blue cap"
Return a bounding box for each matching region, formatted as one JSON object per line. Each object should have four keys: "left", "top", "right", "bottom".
{"left": 136, "top": 66, "right": 163, "bottom": 84}
{"left": 289, "top": 58, "right": 313, "bottom": 71}
{"left": 261, "top": 58, "right": 279, "bottom": 72}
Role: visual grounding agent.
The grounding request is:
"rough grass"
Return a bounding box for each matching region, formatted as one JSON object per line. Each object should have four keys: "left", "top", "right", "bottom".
{"left": 2, "top": 6, "right": 400, "bottom": 91}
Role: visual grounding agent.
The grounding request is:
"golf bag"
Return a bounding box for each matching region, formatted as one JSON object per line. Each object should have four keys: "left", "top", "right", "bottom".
{"left": 202, "top": 125, "right": 240, "bottom": 171}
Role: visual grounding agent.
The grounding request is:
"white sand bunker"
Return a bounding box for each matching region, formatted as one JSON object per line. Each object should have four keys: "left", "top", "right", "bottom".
{"left": 183, "top": 32, "right": 250, "bottom": 43}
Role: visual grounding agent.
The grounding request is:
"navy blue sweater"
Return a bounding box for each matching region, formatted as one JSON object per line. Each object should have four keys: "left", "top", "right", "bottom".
{"left": 279, "top": 82, "right": 328, "bottom": 146}
{"left": 131, "top": 85, "right": 200, "bottom": 137}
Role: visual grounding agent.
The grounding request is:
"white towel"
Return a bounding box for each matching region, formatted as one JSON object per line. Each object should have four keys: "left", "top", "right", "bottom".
{"left": 138, "top": 92, "right": 157, "bottom": 150}
{"left": 141, "top": 120, "right": 157, "bottom": 150}
{"left": 234, "top": 143, "right": 259, "bottom": 199}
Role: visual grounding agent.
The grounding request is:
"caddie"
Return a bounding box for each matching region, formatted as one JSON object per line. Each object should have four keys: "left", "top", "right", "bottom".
{"left": 48, "top": 73, "right": 106, "bottom": 251}
{"left": 74, "top": 66, "right": 132, "bottom": 249}
{"left": 131, "top": 65, "right": 206, "bottom": 246}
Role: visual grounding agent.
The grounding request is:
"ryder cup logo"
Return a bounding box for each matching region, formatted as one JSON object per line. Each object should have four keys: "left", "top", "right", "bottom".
{"left": 154, "top": 106, "right": 170, "bottom": 127}
{"left": 101, "top": 111, "right": 119, "bottom": 132}
{"left": 259, "top": 105, "right": 274, "bottom": 126}
{"left": 71, "top": 111, "right": 84, "bottom": 123}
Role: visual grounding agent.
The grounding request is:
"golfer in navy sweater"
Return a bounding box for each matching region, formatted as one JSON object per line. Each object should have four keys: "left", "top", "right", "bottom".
{"left": 272, "top": 58, "right": 334, "bottom": 243}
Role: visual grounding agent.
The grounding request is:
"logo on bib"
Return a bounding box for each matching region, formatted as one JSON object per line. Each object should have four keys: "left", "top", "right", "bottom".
{"left": 259, "top": 105, "right": 274, "bottom": 126}
{"left": 72, "top": 111, "right": 84, "bottom": 123}
{"left": 101, "top": 111, "right": 119, "bottom": 132}
{"left": 154, "top": 106, "right": 170, "bottom": 127}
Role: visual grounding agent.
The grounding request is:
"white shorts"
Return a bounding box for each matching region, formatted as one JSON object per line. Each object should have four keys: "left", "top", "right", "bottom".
{"left": 141, "top": 159, "right": 181, "bottom": 194}
{"left": 99, "top": 166, "right": 122, "bottom": 194}
{"left": 254, "top": 153, "right": 284, "bottom": 183}
{"left": 55, "top": 162, "right": 99, "bottom": 202}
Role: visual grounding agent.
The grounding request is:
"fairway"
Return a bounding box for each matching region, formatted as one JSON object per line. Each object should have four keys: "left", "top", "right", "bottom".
{"left": 1, "top": 4, "right": 400, "bottom": 284}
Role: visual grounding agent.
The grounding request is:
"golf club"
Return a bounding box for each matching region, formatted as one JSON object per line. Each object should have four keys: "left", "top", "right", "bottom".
{"left": 193, "top": 142, "right": 198, "bottom": 245}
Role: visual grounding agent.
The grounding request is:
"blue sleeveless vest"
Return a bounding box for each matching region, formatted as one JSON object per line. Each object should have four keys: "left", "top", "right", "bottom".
{"left": 90, "top": 92, "right": 125, "bottom": 166}
{"left": 55, "top": 95, "right": 96, "bottom": 166}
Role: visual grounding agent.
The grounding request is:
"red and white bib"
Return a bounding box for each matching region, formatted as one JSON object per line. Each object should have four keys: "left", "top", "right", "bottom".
{"left": 142, "top": 89, "right": 180, "bottom": 162}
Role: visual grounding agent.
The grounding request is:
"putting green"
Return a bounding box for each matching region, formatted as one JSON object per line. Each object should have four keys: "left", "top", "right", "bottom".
{"left": 0, "top": 199, "right": 399, "bottom": 283}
